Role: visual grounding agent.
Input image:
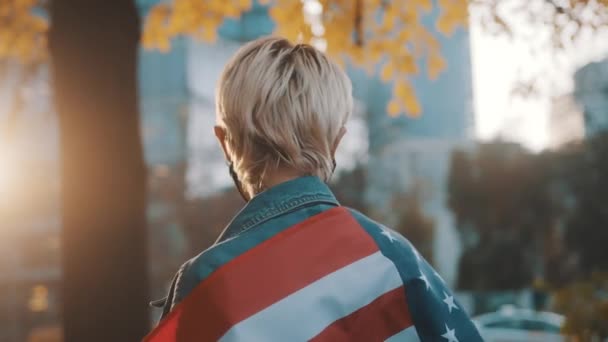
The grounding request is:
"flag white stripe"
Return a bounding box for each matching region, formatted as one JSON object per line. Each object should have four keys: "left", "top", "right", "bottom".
{"left": 219, "top": 251, "right": 403, "bottom": 342}
{"left": 385, "top": 326, "right": 421, "bottom": 341}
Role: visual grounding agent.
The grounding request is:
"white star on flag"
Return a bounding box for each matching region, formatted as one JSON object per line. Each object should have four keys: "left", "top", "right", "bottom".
{"left": 381, "top": 230, "right": 396, "bottom": 243}
{"left": 442, "top": 292, "right": 459, "bottom": 313}
{"left": 441, "top": 323, "right": 459, "bottom": 342}
{"left": 419, "top": 273, "right": 431, "bottom": 290}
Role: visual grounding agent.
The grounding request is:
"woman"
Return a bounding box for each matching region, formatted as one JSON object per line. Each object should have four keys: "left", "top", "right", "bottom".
{"left": 146, "top": 37, "right": 482, "bottom": 342}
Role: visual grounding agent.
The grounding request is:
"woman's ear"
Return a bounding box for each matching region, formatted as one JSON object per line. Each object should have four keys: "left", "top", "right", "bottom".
{"left": 331, "top": 126, "right": 347, "bottom": 157}
{"left": 214, "top": 125, "right": 231, "bottom": 161}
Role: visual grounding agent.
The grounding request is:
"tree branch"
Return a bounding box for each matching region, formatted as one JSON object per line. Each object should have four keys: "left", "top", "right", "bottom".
{"left": 354, "top": 0, "right": 363, "bottom": 46}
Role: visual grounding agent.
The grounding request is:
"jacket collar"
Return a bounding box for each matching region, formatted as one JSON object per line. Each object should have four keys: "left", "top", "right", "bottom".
{"left": 216, "top": 176, "right": 339, "bottom": 243}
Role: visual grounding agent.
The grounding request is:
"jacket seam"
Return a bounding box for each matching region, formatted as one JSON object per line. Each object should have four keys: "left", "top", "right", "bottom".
{"left": 238, "top": 194, "right": 338, "bottom": 232}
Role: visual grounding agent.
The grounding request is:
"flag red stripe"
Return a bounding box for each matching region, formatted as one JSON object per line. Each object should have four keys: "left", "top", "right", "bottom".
{"left": 143, "top": 206, "right": 378, "bottom": 342}
{"left": 309, "top": 286, "right": 413, "bottom": 342}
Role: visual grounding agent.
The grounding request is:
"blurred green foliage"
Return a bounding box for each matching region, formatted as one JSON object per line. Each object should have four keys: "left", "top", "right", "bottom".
{"left": 554, "top": 272, "right": 608, "bottom": 340}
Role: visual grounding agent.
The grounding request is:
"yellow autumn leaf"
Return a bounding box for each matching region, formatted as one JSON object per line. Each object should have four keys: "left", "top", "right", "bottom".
{"left": 369, "top": 45, "right": 384, "bottom": 61}
{"left": 437, "top": 14, "right": 454, "bottom": 35}
{"left": 147, "top": 4, "right": 171, "bottom": 23}
{"left": 269, "top": 6, "right": 290, "bottom": 23}
{"left": 197, "top": 27, "right": 218, "bottom": 42}
{"left": 383, "top": 7, "right": 398, "bottom": 28}
{"left": 31, "top": 16, "right": 48, "bottom": 31}
{"left": 396, "top": 55, "right": 417, "bottom": 74}
{"left": 402, "top": 5, "right": 420, "bottom": 23}
{"left": 349, "top": 46, "right": 366, "bottom": 65}
{"left": 394, "top": 81, "right": 413, "bottom": 100}
{"left": 157, "top": 38, "right": 171, "bottom": 53}
{"left": 387, "top": 99, "right": 401, "bottom": 117}
{"left": 392, "top": 79, "right": 421, "bottom": 116}
{"left": 404, "top": 93, "right": 422, "bottom": 117}
{"left": 415, "top": 0, "right": 433, "bottom": 12}
{"left": 221, "top": 4, "right": 241, "bottom": 18}
{"left": 238, "top": 0, "right": 253, "bottom": 9}
{"left": 15, "top": 0, "right": 36, "bottom": 9}
{"left": 436, "top": 3, "right": 468, "bottom": 36}
{"left": 428, "top": 55, "right": 446, "bottom": 80}
{"left": 449, "top": 1, "right": 469, "bottom": 25}
{"left": 397, "top": 29, "right": 411, "bottom": 42}
{"left": 380, "top": 62, "right": 394, "bottom": 82}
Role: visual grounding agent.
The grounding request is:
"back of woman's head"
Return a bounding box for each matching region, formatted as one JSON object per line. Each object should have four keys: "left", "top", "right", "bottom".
{"left": 216, "top": 37, "right": 353, "bottom": 193}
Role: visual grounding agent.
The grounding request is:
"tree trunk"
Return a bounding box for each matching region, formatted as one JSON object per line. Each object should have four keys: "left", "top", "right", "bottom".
{"left": 49, "top": 1, "right": 149, "bottom": 341}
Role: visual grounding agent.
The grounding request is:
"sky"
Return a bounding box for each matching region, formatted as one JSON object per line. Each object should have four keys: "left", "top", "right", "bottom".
{"left": 469, "top": 2, "right": 608, "bottom": 151}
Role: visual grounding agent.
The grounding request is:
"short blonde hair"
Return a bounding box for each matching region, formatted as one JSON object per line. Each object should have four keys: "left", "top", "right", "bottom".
{"left": 216, "top": 37, "right": 353, "bottom": 193}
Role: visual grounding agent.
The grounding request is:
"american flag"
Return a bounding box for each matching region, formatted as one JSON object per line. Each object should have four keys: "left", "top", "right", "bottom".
{"left": 143, "top": 207, "right": 481, "bottom": 341}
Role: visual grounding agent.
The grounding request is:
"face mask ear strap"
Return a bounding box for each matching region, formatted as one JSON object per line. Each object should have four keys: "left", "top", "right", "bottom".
{"left": 328, "top": 158, "right": 337, "bottom": 182}
{"left": 228, "top": 161, "right": 249, "bottom": 202}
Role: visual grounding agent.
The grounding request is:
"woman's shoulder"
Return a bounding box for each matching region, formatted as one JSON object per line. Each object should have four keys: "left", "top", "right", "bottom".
{"left": 344, "top": 207, "right": 428, "bottom": 280}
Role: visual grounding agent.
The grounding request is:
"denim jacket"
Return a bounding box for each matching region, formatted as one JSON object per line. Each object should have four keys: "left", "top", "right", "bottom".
{"left": 151, "top": 176, "right": 482, "bottom": 341}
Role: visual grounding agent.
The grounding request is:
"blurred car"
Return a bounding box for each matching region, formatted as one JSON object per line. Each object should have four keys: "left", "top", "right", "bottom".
{"left": 473, "top": 305, "right": 567, "bottom": 342}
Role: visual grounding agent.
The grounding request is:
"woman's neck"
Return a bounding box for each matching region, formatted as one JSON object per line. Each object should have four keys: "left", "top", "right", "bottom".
{"left": 250, "top": 168, "right": 303, "bottom": 198}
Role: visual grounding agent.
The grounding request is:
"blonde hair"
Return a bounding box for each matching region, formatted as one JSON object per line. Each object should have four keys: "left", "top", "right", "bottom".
{"left": 216, "top": 37, "right": 353, "bottom": 193}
